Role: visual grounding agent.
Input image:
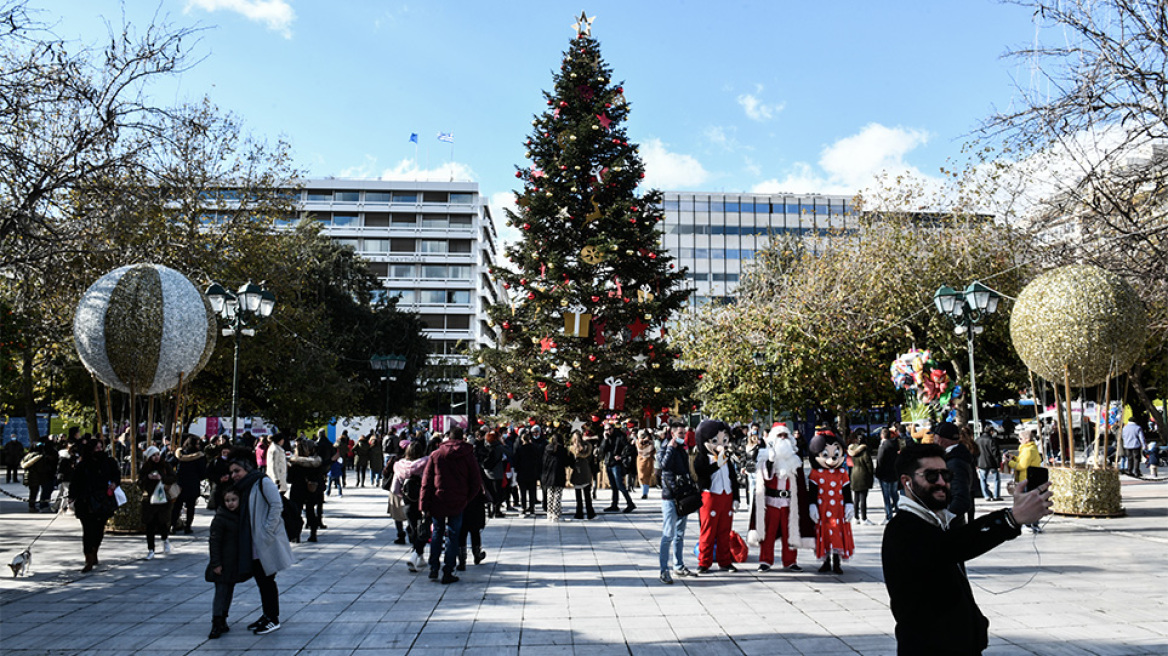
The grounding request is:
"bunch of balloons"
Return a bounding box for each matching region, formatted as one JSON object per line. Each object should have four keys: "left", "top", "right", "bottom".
{"left": 889, "top": 349, "right": 951, "bottom": 404}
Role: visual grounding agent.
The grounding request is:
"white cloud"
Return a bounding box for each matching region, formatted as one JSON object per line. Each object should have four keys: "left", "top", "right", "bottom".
{"left": 751, "top": 123, "right": 934, "bottom": 196}
{"left": 336, "top": 156, "right": 478, "bottom": 184}
{"left": 641, "top": 138, "right": 710, "bottom": 190}
{"left": 185, "top": 0, "right": 295, "bottom": 39}
{"left": 737, "top": 85, "right": 785, "bottom": 122}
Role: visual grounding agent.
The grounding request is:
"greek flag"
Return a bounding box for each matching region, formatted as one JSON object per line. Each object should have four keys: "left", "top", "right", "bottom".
{"left": 409, "top": 133, "right": 418, "bottom": 143}
{"left": 437, "top": 132, "right": 454, "bottom": 143}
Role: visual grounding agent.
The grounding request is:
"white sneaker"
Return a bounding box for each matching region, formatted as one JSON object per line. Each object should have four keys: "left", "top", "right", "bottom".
{"left": 146, "top": 550, "right": 155, "bottom": 560}
{"left": 163, "top": 540, "right": 172, "bottom": 554}
{"left": 864, "top": 519, "right": 875, "bottom": 525}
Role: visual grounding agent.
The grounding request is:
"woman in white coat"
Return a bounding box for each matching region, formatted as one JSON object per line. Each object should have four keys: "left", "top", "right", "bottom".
{"left": 228, "top": 456, "right": 294, "bottom": 635}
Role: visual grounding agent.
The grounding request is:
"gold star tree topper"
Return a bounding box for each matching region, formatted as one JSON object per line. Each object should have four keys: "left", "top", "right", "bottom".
{"left": 573, "top": 11, "right": 595, "bottom": 37}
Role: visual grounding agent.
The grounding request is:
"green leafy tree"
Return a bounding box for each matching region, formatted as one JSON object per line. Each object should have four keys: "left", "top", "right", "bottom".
{"left": 475, "top": 21, "right": 696, "bottom": 424}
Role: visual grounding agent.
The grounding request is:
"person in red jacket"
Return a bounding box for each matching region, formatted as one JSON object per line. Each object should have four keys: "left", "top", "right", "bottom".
{"left": 420, "top": 427, "right": 483, "bottom": 584}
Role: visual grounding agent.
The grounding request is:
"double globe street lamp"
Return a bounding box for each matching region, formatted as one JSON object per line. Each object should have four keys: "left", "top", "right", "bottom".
{"left": 933, "top": 281, "right": 1000, "bottom": 439}
{"left": 370, "top": 354, "right": 408, "bottom": 435}
{"left": 206, "top": 281, "right": 275, "bottom": 443}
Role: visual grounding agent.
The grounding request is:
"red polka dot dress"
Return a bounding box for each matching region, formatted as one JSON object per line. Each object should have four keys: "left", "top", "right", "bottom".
{"left": 808, "top": 468, "right": 854, "bottom": 560}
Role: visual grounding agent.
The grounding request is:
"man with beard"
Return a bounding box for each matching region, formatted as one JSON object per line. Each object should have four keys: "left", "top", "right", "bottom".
{"left": 882, "top": 443, "right": 1052, "bottom": 655}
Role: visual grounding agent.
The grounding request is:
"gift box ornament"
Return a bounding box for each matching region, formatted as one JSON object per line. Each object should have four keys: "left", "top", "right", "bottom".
{"left": 599, "top": 376, "right": 627, "bottom": 410}
{"left": 637, "top": 285, "right": 654, "bottom": 303}
{"left": 563, "top": 304, "right": 592, "bottom": 336}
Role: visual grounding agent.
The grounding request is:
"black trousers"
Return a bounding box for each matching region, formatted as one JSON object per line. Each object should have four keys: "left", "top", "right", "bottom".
{"left": 519, "top": 481, "right": 538, "bottom": 513}
{"left": 574, "top": 486, "right": 595, "bottom": 518}
{"left": 80, "top": 515, "right": 107, "bottom": 555}
{"left": 251, "top": 561, "right": 279, "bottom": 622}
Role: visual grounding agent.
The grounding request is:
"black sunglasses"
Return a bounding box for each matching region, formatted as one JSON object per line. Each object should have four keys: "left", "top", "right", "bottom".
{"left": 913, "top": 469, "right": 954, "bottom": 484}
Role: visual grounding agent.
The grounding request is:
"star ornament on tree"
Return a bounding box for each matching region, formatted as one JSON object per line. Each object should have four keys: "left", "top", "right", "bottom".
{"left": 628, "top": 317, "right": 649, "bottom": 339}
{"left": 572, "top": 11, "right": 595, "bottom": 38}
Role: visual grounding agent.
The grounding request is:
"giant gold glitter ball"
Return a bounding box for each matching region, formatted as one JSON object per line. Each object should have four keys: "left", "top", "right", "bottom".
{"left": 73, "top": 264, "right": 216, "bottom": 395}
{"left": 1010, "top": 265, "right": 1146, "bottom": 387}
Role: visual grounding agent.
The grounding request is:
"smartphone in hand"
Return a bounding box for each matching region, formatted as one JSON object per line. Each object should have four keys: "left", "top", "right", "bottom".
{"left": 1026, "top": 466, "right": 1049, "bottom": 491}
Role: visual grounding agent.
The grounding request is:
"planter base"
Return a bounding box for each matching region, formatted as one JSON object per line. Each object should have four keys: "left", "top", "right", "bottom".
{"left": 1050, "top": 467, "right": 1123, "bottom": 517}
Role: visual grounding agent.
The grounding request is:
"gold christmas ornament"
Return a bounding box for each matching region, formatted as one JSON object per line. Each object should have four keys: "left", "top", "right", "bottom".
{"left": 506, "top": 366, "right": 515, "bottom": 374}
{"left": 1010, "top": 264, "right": 1146, "bottom": 387}
{"left": 654, "top": 386, "right": 662, "bottom": 393}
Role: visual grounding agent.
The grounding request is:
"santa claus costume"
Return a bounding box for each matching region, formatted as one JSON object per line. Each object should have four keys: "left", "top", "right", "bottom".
{"left": 692, "top": 420, "right": 740, "bottom": 572}
{"left": 747, "top": 424, "right": 816, "bottom": 571}
{"left": 807, "top": 429, "right": 855, "bottom": 574}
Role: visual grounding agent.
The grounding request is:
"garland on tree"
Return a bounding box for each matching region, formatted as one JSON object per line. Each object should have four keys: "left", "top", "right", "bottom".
{"left": 474, "top": 14, "right": 699, "bottom": 425}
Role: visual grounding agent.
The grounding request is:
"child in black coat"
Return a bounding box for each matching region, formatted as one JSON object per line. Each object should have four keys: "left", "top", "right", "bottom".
{"left": 206, "top": 489, "right": 249, "bottom": 639}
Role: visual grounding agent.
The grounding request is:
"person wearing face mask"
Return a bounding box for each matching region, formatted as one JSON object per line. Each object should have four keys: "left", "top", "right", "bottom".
{"left": 657, "top": 420, "right": 697, "bottom": 583}
{"left": 746, "top": 424, "right": 815, "bottom": 572}
{"left": 692, "top": 419, "right": 741, "bottom": 573}
{"left": 882, "top": 443, "right": 1052, "bottom": 655}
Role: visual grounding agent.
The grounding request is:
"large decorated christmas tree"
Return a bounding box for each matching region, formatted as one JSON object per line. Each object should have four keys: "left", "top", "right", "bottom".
{"left": 476, "top": 13, "right": 698, "bottom": 426}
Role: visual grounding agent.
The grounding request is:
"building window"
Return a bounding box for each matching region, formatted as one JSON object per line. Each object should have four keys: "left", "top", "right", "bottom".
{"left": 306, "top": 190, "right": 333, "bottom": 202}
{"left": 449, "top": 193, "right": 474, "bottom": 205}
{"left": 365, "top": 212, "right": 390, "bottom": 227}
{"left": 421, "top": 214, "right": 447, "bottom": 228}
{"left": 366, "top": 191, "right": 392, "bottom": 203}
{"left": 446, "top": 315, "right": 471, "bottom": 330}
{"left": 422, "top": 191, "right": 448, "bottom": 203}
{"left": 335, "top": 191, "right": 359, "bottom": 203}
{"left": 391, "top": 213, "right": 416, "bottom": 225}
{"left": 421, "top": 265, "right": 447, "bottom": 279}
{"left": 333, "top": 238, "right": 359, "bottom": 250}
{"left": 368, "top": 262, "right": 389, "bottom": 276}
{"left": 389, "top": 289, "right": 415, "bottom": 303}
{"left": 420, "top": 290, "right": 447, "bottom": 304}
{"left": 333, "top": 214, "right": 358, "bottom": 226}
{"left": 449, "top": 239, "right": 472, "bottom": 253}
{"left": 448, "top": 265, "right": 471, "bottom": 280}
{"left": 448, "top": 290, "right": 471, "bottom": 304}
{"left": 419, "top": 240, "right": 448, "bottom": 253}
{"left": 418, "top": 314, "right": 445, "bottom": 329}
{"left": 449, "top": 214, "right": 473, "bottom": 226}
{"left": 364, "top": 239, "right": 390, "bottom": 253}
{"left": 390, "top": 265, "right": 415, "bottom": 279}
{"left": 390, "top": 238, "right": 415, "bottom": 253}
{"left": 393, "top": 192, "right": 418, "bottom": 204}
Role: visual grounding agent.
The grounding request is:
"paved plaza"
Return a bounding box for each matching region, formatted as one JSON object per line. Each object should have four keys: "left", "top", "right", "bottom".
{"left": 1, "top": 475, "right": 1166, "bottom": 655}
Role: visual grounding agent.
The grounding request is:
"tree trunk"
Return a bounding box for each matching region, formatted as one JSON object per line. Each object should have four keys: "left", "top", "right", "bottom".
{"left": 21, "top": 347, "right": 40, "bottom": 444}
{"left": 1128, "top": 363, "right": 1165, "bottom": 428}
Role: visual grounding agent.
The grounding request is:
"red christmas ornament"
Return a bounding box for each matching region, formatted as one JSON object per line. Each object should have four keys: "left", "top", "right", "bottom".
{"left": 515, "top": 171, "right": 522, "bottom": 178}
{"left": 522, "top": 223, "right": 531, "bottom": 230}
{"left": 527, "top": 292, "right": 535, "bottom": 300}
{"left": 507, "top": 392, "right": 515, "bottom": 399}
{"left": 590, "top": 295, "right": 600, "bottom": 303}
{"left": 520, "top": 278, "right": 528, "bottom": 285}
{"left": 591, "top": 415, "right": 601, "bottom": 423}
{"left": 482, "top": 386, "right": 490, "bottom": 393}
{"left": 503, "top": 283, "right": 510, "bottom": 289}
{"left": 560, "top": 101, "right": 568, "bottom": 107}
{"left": 565, "top": 382, "right": 572, "bottom": 388}
{"left": 477, "top": 418, "right": 485, "bottom": 425}
{"left": 502, "top": 321, "right": 511, "bottom": 330}
{"left": 588, "top": 354, "right": 597, "bottom": 362}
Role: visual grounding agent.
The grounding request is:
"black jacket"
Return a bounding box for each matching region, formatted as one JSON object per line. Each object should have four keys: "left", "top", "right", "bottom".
{"left": 206, "top": 506, "right": 250, "bottom": 583}
{"left": 943, "top": 444, "right": 975, "bottom": 526}
{"left": 882, "top": 508, "right": 1021, "bottom": 655}
{"left": 658, "top": 444, "right": 690, "bottom": 501}
{"left": 512, "top": 442, "right": 542, "bottom": 484}
{"left": 875, "top": 438, "right": 900, "bottom": 482}
{"left": 974, "top": 435, "right": 1001, "bottom": 470}
{"left": 541, "top": 442, "right": 570, "bottom": 489}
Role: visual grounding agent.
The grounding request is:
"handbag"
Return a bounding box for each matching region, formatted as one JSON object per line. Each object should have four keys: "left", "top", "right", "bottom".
{"left": 306, "top": 481, "right": 319, "bottom": 493}
{"left": 166, "top": 482, "right": 182, "bottom": 502}
{"left": 113, "top": 485, "right": 128, "bottom": 507}
{"left": 150, "top": 481, "right": 168, "bottom": 505}
{"left": 20, "top": 452, "right": 42, "bottom": 470}
{"left": 669, "top": 470, "right": 703, "bottom": 516}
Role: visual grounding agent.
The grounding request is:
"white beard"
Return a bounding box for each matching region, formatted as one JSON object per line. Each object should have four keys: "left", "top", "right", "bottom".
{"left": 770, "top": 439, "right": 803, "bottom": 479}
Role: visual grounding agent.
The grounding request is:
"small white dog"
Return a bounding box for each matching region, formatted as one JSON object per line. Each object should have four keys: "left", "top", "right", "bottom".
{"left": 9, "top": 547, "right": 31, "bottom": 577}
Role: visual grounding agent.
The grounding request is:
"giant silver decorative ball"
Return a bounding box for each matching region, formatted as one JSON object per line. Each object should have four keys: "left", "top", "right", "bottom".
{"left": 1010, "top": 264, "right": 1146, "bottom": 386}
{"left": 73, "top": 264, "right": 216, "bottom": 395}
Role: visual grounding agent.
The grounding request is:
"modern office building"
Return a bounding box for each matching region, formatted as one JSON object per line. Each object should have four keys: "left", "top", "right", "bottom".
{"left": 658, "top": 191, "right": 856, "bottom": 305}
{"left": 290, "top": 178, "right": 502, "bottom": 358}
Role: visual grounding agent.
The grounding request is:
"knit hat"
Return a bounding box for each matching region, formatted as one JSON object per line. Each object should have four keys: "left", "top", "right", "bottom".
{"left": 144, "top": 445, "right": 161, "bottom": 459}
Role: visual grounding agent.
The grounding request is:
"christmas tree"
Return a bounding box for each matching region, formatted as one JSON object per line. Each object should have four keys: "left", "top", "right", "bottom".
{"left": 477, "top": 13, "right": 698, "bottom": 426}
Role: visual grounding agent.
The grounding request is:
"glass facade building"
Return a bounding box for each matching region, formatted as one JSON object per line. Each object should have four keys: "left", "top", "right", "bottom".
{"left": 658, "top": 191, "right": 856, "bottom": 306}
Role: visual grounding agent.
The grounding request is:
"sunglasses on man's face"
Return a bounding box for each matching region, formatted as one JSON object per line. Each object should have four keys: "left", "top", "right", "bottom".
{"left": 912, "top": 469, "right": 954, "bottom": 484}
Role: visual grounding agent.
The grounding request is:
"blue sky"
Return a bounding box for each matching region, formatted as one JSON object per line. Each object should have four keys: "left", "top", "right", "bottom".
{"left": 39, "top": 1, "right": 1040, "bottom": 219}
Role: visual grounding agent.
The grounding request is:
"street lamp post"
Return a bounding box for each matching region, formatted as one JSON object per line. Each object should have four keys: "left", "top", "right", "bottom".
{"left": 753, "top": 351, "right": 777, "bottom": 426}
{"left": 370, "top": 354, "right": 407, "bottom": 434}
{"left": 933, "top": 281, "right": 1000, "bottom": 439}
{"left": 207, "top": 282, "right": 275, "bottom": 444}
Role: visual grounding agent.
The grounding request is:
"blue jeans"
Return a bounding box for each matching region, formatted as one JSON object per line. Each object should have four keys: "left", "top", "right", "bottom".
{"left": 879, "top": 480, "right": 900, "bottom": 520}
{"left": 659, "top": 499, "right": 689, "bottom": 572}
{"left": 429, "top": 513, "right": 463, "bottom": 576}
{"left": 979, "top": 468, "right": 1001, "bottom": 499}
{"left": 608, "top": 464, "right": 632, "bottom": 507}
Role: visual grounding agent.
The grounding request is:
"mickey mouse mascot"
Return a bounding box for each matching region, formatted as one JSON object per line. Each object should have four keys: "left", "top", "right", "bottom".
{"left": 692, "top": 420, "right": 741, "bottom": 573}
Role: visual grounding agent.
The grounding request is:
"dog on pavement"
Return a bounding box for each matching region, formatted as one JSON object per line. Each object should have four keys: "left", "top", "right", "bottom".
{"left": 9, "top": 547, "right": 31, "bottom": 577}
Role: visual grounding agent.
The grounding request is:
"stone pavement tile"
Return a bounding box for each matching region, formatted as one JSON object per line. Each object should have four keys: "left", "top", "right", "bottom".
{"left": 409, "top": 629, "right": 469, "bottom": 649}
{"left": 623, "top": 627, "right": 676, "bottom": 644}
{"left": 305, "top": 623, "right": 375, "bottom": 649}
{"left": 295, "top": 650, "right": 356, "bottom": 656}
{"left": 517, "top": 645, "right": 574, "bottom": 656}
{"left": 786, "top": 636, "right": 857, "bottom": 655}
{"left": 349, "top": 649, "right": 409, "bottom": 656}
{"left": 580, "top": 645, "right": 634, "bottom": 656}
{"left": 629, "top": 643, "right": 684, "bottom": 656}
{"left": 735, "top": 637, "right": 798, "bottom": 656}
{"left": 681, "top": 639, "right": 745, "bottom": 655}
{"left": 335, "top": 609, "right": 390, "bottom": 623}
{"left": 466, "top": 631, "right": 519, "bottom": 647}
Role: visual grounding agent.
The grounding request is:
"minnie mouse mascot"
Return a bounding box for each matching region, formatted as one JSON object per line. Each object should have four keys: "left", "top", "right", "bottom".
{"left": 807, "top": 428, "right": 854, "bottom": 574}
